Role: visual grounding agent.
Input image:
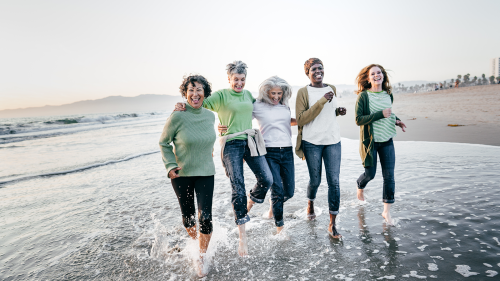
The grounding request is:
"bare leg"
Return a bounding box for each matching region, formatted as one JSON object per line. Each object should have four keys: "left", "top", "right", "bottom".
{"left": 247, "top": 197, "right": 256, "bottom": 213}
{"left": 276, "top": 226, "right": 284, "bottom": 234}
{"left": 186, "top": 226, "right": 197, "bottom": 240}
{"left": 382, "top": 203, "right": 394, "bottom": 226}
{"left": 306, "top": 200, "right": 316, "bottom": 220}
{"left": 357, "top": 189, "right": 365, "bottom": 201}
{"left": 264, "top": 197, "right": 273, "bottom": 219}
{"left": 196, "top": 233, "right": 212, "bottom": 277}
{"left": 237, "top": 224, "right": 248, "bottom": 257}
{"left": 328, "top": 214, "right": 342, "bottom": 238}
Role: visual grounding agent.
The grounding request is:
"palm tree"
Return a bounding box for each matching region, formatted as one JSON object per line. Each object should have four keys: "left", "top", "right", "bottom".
{"left": 482, "top": 74, "right": 488, "bottom": 84}
{"left": 489, "top": 76, "right": 495, "bottom": 84}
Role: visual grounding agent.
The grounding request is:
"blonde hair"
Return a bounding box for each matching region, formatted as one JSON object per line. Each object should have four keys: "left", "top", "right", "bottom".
{"left": 355, "top": 64, "right": 392, "bottom": 95}
{"left": 257, "top": 76, "right": 292, "bottom": 106}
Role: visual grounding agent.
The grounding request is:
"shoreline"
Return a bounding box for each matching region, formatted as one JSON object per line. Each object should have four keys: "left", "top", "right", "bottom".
{"left": 334, "top": 84, "right": 500, "bottom": 147}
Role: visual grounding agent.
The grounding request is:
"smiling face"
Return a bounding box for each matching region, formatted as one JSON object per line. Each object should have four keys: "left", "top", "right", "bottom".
{"left": 228, "top": 73, "right": 246, "bottom": 92}
{"left": 308, "top": 63, "right": 324, "bottom": 85}
{"left": 368, "top": 66, "right": 384, "bottom": 87}
{"left": 186, "top": 81, "right": 205, "bottom": 109}
{"left": 268, "top": 86, "right": 283, "bottom": 105}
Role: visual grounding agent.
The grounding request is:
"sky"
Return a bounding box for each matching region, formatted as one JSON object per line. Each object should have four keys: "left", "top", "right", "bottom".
{"left": 1, "top": 0, "right": 499, "bottom": 110}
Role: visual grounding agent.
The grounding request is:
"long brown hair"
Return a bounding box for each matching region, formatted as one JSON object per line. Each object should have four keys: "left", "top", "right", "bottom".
{"left": 355, "top": 64, "right": 392, "bottom": 95}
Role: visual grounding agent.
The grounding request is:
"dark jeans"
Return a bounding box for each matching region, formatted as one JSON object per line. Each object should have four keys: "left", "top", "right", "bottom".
{"left": 357, "top": 139, "right": 395, "bottom": 203}
{"left": 222, "top": 139, "right": 273, "bottom": 225}
{"left": 302, "top": 140, "right": 341, "bottom": 215}
{"left": 171, "top": 175, "right": 214, "bottom": 234}
{"left": 265, "top": 146, "right": 295, "bottom": 227}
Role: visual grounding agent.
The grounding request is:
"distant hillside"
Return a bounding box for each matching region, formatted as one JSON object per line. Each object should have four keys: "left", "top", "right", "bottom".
{"left": 0, "top": 94, "right": 183, "bottom": 118}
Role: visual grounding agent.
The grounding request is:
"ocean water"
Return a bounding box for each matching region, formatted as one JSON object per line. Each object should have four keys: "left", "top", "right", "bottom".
{"left": 1, "top": 112, "right": 500, "bottom": 280}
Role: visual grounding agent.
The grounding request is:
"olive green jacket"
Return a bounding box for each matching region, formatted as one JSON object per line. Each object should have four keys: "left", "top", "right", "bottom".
{"left": 355, "top": 91, "right": 400, "bottom": 167}
{"left": 295, "top": 84, "right": 339, "bottom": 160}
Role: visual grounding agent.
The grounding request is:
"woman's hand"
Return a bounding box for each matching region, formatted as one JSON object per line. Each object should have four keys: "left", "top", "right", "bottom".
{"left": 323, "top": 91, "right": 334, "bottom": 102}
{"left": 382, "top": 108, "right": 392, "bottom": 118}
{"left": 218, "top": 124, "right": 228, "bottom": 135}
{"left": 396, "top": 120, "right": 406, "bottom": 132}
{"left": 169, "top": 167, "right": 182, "bottom": 178}
{"left": 174, "top": 102, "right": 186, "bottom": 111}
{"left": 337, "top": 107, "right": 346, "bottom": 116}
{"left": 290, "top": 118, "right": 297, "bottom": 126}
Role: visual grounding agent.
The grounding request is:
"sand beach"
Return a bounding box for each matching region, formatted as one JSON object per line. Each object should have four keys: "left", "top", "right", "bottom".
{"left": 337, "top": 84, "right": 500, "bottom": 146}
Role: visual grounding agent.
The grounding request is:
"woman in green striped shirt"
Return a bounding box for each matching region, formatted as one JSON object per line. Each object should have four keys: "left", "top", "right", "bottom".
{"left": 354, "top": 64, "right": 406, "bottom": 226}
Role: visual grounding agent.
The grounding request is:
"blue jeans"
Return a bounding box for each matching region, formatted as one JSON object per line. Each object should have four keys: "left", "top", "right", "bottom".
{"left": 222, "top": 139, "right": 273, "bottom": 225}
{"left": 357, "top": 139, "right": 395, "bottom": 203}
{"left": 302, "top": 140, "right": 341, "bottom": 215}
{"left": 265, "top": 146, "right": 295, "bottom": 227}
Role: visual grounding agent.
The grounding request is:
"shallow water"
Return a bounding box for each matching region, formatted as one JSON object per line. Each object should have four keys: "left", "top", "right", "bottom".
{"left": 1, "top": 113, "right": 500, "bottom": 280}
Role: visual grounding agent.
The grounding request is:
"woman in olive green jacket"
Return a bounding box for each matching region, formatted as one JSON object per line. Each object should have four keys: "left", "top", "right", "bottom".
{"left": 354, "top": 64, "right": 406, "bottom": 226}
{"left": 295, "top": 58, "right": 346, "bottom": 238}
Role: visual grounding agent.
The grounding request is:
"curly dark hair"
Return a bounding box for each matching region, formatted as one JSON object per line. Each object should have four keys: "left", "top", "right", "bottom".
{"left": 179, "top": 75, "right": 212, "bottom": 98}
{"left": 304, "top": 58, "right": 323, "bottom": 76}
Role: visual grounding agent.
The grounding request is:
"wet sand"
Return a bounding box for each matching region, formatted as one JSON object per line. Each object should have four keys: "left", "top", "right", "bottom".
{"left": 336, "top": 84, "right": 500, "bottom": 146}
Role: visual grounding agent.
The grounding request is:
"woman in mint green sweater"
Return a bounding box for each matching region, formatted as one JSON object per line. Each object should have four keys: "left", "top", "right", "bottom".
{"left": 175, "top": 61, "right": 273, "bottom": 257}
{"left": 354, "top": 64, "right": 406, "bottom": 226}
{"left": 159, "top": 75, "right": 216, "bottom": 277}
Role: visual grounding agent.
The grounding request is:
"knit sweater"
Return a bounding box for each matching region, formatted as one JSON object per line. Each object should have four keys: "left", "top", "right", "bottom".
{"left": 202, "top": 88, "right": 255, "bottom": 141}
{"left": 159, "top": 103, "right": 216, "bottom": 178}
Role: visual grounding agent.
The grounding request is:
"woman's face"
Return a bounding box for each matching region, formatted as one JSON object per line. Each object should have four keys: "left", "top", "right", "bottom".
{"left": 228, "top": 73, "right": 246, "bottom": 92}
{"left": 186, "top": 81, "right": 205, "bottom": 109}
{"left": 268, "top": 86, "right": 283, "bottom": 105}
{"left": 368, "top": 66, "right": 384, "bottom": 87}
{"left": 308, "top": 63, "right": 324, "bottom": 84}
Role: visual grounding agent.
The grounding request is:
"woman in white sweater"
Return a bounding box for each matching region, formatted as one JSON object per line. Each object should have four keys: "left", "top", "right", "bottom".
{"left": 220, "top": 76, "right": 296, "bottom": 234}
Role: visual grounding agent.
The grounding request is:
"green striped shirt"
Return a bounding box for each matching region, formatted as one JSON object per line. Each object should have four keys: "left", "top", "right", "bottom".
{"left": 367, "top": 91, "right": 396, "bottom": 142}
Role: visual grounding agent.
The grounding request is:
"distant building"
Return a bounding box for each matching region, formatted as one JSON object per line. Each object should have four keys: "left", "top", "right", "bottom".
{"left": 491, "top": 57, "right": 500, "bottom": 77}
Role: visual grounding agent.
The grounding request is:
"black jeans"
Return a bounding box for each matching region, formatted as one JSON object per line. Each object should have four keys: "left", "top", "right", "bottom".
{"left": 171, "top": 175, "right": 214, "bottom": 234}
{"left": 357, "top": 139, "right": 395, "bottom": 203}
{"left": 265, "top": 146, "right": 295, "bottom": 227}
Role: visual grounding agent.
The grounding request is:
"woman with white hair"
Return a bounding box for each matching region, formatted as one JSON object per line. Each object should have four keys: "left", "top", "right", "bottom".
{"left": 175, "top": 61, "right": 273, "bottom": 257}
{"left": 220, "top": 76, "right": 296, "bottom": 233}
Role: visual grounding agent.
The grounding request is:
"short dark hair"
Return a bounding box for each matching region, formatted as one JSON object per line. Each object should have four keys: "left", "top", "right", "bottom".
{"left": 179, "top": 75, "right": 212, "bottom": 98}
{"left": 304, "top": 58, "right": 323, "bottom": 76}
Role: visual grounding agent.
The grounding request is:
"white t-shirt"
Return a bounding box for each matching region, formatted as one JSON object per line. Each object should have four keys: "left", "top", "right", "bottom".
{"left": 302, "top": 86, "right": 341, "bottom": 145}
{"left": 252, "top": 100, "right": 292, "bottom": 147}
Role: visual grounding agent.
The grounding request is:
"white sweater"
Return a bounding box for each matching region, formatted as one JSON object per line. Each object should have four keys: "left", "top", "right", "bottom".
{"left": 252, "top": 100, "right": 292, "bottom": 147}
{"left": 302, "top": 86, "right": 341, "bottom": 145}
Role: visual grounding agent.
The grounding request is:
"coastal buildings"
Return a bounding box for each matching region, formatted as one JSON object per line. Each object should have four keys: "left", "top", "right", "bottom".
{"left": 491, "top": 57, "right": 500, "bottom": 77}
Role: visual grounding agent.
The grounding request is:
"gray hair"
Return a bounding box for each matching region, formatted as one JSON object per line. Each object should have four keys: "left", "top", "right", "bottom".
{"left": 258, "top": 76, "right": 293, "bottom": 106}
{"left": 226, "top": 60, "right": 248, "bottom": 77}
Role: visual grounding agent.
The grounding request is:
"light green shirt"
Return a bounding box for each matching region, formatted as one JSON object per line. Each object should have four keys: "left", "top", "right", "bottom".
{"left": 203, "top": 88, "right": 255, "bottom": 141}
{"left": 159, "top": 103, "right": 216, "bottom": 178}
{"left": 367, "top": 91, "right": 397, "bottom": 142}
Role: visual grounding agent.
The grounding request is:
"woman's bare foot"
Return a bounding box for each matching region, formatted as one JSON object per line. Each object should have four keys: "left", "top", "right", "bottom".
{"left": 328, "top": 214, "right": 342, "bottom": 239}
{"left": 306, "top": 200, "right": 316, "bottom": 220}
{"left": 195, "top": 256, "right": 207, "bottom": 277}
{"left": 247, "top": 197, "right": 256, "bottom": 213}
{"left": 382, "top": 203, "right": 395, "bottom": 226}
{"left": 237, "top": 224, "right": 248, "bottom": 257}
{"left": 357, "top": 189, "right": 365, "bottom": 201}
